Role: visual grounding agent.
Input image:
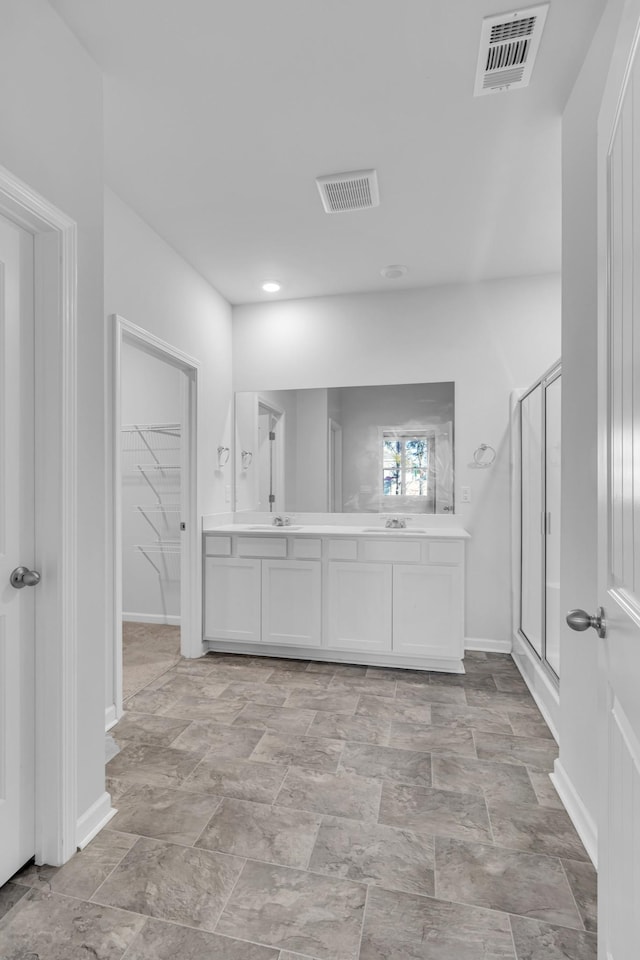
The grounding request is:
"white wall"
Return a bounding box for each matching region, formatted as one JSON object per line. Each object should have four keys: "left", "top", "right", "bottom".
{"left": 105, "top": 186, "right": 233, "bottom": 713}
{"left": 121, "top": 345, "right": 182, "bottom": 622}
{"left": 559, "top": 0, "right": 624, "bottom": 851}
{"left": 0, "top": 0, "right": 106, "bottom": 829}
{"left": 233, "top": 276, "right": 561, "bottom": 645}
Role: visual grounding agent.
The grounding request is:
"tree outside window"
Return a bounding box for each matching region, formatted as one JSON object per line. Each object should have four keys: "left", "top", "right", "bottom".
{"left": 382, "top": 431, "right": 433, "bottom": 497}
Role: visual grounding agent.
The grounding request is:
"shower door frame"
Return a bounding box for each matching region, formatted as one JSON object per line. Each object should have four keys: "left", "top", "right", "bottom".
{"left": 515, "top": 360, "right": 562, "bottom": 681}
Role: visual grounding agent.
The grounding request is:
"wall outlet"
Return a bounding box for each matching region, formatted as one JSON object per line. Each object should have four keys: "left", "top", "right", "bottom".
{"left": 460, "top": 486, "right": 471, "bottom": 503}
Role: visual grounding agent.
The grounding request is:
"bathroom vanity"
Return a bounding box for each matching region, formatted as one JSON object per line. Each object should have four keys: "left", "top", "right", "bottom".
{"left": 202, "top": 522, "right": 469, "bottom": 672}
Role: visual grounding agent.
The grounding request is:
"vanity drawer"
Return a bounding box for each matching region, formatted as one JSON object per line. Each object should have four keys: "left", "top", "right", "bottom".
{"left": 236, "top": 536, "right": 287, "bottom": 558}
{"left": 204, "top": 535, "right": 232, "bottom": 557}
{"left": 425, "top": 541, "right": 464, "bottom": 564}
{"left": 359, "top": 540, "right": 422, "bottom": 564}
{"left": 327, "top": 539, "right": 358, "bottom": 561}
{"left": 292, "top": 538, "right": 322, "bottom": 559}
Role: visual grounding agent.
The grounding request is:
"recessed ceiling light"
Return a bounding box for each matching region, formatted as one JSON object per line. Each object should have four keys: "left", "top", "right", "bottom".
{"left": 380, "top": 264, "right": 408, "bottom": 280}
{"left": 262, "top": 281, "right": 281, "bottom": 293}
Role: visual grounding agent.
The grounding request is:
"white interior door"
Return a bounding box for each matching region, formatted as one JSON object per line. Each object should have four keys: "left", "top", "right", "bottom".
{"left": 596, "top": 4, "right": 640, "bottom": 954}
{"left": 0, "top": 214, "right": 35, "bottom": 885}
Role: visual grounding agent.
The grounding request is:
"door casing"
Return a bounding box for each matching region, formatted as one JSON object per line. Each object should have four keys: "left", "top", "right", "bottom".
{"left": 0, "top": 164, "right": 78, "bottom": 865}
{"left": 109, "top": 314, "right": 202, "bottom": 726}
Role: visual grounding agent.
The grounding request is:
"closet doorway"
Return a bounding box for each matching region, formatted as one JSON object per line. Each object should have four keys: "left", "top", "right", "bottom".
{"left": 111, "top": 316, "right": 199, "bottom": 724}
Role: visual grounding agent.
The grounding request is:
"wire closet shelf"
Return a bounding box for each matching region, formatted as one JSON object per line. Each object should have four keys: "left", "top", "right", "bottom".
{"left": 122, "top": 423, "right": 182, "bottom": 582}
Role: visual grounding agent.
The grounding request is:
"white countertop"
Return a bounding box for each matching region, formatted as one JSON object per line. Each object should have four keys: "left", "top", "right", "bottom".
{"left": 203, "top": 522, "right": 470, "bottom": 539}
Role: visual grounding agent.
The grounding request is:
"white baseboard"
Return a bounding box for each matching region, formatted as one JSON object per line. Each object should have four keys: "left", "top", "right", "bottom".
{"left": 105, "top": 704, "right": 118, "bottom": 731}
{"left": 123, "top": 612, "right": 180, "bottom": 626}
{"left": 551, "top": 760, "right": 598, "bottom": 867}
{"left": 76, "top": 792, "right": 116, "bottom": 850}
{"left": 511, "top": 630, "right": 560, "bottom": 741}
{"left": 464, "top": 637, "right": 512, "bottom": 654}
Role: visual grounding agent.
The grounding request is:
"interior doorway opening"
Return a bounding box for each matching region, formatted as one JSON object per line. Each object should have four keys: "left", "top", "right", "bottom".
{"left": 110, "top": 315, "right": 200, "bottom": 728}
{"left": 119, "top": 345, "right": 183, "bottom": 701}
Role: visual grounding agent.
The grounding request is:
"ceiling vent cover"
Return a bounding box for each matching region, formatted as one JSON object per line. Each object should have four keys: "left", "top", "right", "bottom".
{"left": 474, "top": 4, "right": 549, "bottom": 96}
{"left": 316, "top": 169, "right": 380, "bottom": 214}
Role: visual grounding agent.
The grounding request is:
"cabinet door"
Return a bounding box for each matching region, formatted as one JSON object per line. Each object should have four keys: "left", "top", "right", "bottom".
{"left": 262, "top": 560, "right": 321, "bottom": 646}
{"left": 327, "top": 562, "right": 392, "bottom": 653}
{"left": 392, "top": 564, "right": 463, "bottom": 659}
{"left": 204, "top": 557, "right": 261, "bottom": 642}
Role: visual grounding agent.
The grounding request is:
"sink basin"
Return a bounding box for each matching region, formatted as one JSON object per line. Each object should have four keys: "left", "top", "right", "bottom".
{"left": 362, "top": 527, "right": 428, "bottom": 534}
{"left": 247, "top": 524, "right": 304, "bottom": 531}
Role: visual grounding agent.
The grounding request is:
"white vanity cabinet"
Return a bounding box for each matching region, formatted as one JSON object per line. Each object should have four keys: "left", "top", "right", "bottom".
{"left": 326, "top": 561, "right": 393, "bottom": 653}
{"left": 204, "top": 535, "right": 321, "bottom": 649}
{"left": 392, "top": 562, "right": 463, "bottom": 658}
{"left": 261, "top": 559, "right": 321, "bottom": 646}
{"left": 204, "top": 557, "right": 261, "bottom": 643}
{"left": 203, "top": 526, "right": 467, "bottom": 671}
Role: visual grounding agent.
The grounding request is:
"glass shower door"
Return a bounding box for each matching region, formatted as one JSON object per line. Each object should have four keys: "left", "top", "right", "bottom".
{"left": 544, "top": 373, "right": 561, "bottom": 676}
{"left": 518, "top": 364, "right": 561, "bottom": 679}
{"left": 520, "top": 384, "right": 544, "bottom": 657}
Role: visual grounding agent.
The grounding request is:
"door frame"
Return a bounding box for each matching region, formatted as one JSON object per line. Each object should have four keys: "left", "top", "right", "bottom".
{"left": 109, "top": 315, "right": 202, "bottom": 725}
{"left": 257, "top": 396, "right": 285, "bottom": 513}
{"left": 0, "top": 164, "right": 78, "bottom": 866}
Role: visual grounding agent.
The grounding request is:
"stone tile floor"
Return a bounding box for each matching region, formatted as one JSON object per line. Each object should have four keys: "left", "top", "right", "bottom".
{"left": 0, "top": 625, "right": 597, "bottom": 959}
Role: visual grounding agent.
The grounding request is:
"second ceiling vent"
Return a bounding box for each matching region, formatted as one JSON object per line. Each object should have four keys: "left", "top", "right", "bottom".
{"left": 474, "top": 4, "right": 549, "bottom": 96}
{"left": 316, "top": 169, "right": 380, "bottom": 214}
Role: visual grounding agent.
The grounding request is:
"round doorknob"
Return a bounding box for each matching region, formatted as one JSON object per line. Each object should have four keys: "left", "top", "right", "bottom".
{"left": 566, "top": 607, "right": 606, "bottom": 639}
{"left": 10, "top": 566, "right": 41, "bottom": 589}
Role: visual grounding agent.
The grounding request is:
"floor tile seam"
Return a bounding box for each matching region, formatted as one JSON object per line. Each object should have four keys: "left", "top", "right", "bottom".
{"left": 484, "top": 792, "right": 497, "bottom": 845}
{"left": 0, "top": 889, "right": 32, "bottom": 930}
{"left": 302, "top": 709, "right": 320, "bottom": 735}
{"left": 300, "top": 813, "right": 324, "bottom": 872}
{"left": 506, "top": 911, "right": 520, "bottom": 959}
{"left": 113, "top": 731, "right": 205, "bottom": 754}
{"left": 50, "top": 831, "right": 141, "bottom": 902}
{"left": 181, "top": 794, "right": 225, "bottom": 848}
{"left": 180, "top": 743, "right": 275, "bottom": 789}
{"left": 104, "top": 817, "right": 221, "bottom": 850}
{"left": 371, "top": 884, "right": 589, "bottom": 938}
{"left": 354, "top": 882, "right": 370, "bottom": 960}
{"left": 335, "top": 761, "right": 437, "bottom": 790}
{"left": 558, "top": 857, "right": 590, "bottom": 933}
{"left": 89, "top": 842, "right": 251, "bottom": 909}
{"left": 309, "top": 809, "right": 439, "bottom": 858}
{"left": 297, "top": 728, "right": 391, "bottom": 748}
{"left": 271, "top": 797, "right": 380, "bottom": 825}
{"left": 112, "top": 897, "right": 300, "bottom": 958}
{"left": 433, "top": 832, "right": 590, "bottom": 871}
{"left": 251, "top": 731, "right": 347, "bottom": 754}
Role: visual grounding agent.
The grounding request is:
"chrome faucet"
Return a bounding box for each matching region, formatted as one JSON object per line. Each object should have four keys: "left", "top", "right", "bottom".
{"left": 385, "top": 517, "right": 407, "bottom": 529}
{"left": 272, "top": 515, "right": 291, "bottom": 527}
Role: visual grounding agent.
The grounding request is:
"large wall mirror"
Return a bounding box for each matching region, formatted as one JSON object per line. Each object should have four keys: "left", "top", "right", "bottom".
{"left": 235, "top": 382, "right": 455, "bottom": 514}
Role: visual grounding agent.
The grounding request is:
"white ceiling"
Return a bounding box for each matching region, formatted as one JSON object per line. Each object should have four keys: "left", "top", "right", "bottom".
{"left": 50, "top": 0, "right": 606, "bottom": 305}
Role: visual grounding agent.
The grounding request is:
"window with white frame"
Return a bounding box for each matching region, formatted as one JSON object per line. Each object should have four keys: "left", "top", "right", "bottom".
{"left": 381, "top": 430, "right": 435, "bottom": 499}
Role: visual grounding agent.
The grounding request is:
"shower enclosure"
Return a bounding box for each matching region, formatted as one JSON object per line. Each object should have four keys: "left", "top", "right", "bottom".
{"left": 518, "top": 361, "right": 562, "bottom": 679}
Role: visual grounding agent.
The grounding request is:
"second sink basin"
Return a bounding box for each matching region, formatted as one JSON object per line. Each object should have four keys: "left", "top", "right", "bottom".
{"left": 247, "top": 524, "right": 304, "bottom": 531}
{"left": 361, "top": 527, "right": 428, "bottom": 534}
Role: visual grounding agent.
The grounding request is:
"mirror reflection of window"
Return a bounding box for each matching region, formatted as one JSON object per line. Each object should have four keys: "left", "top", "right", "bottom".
{"left": 382, "top": 432, "right": 432, "bottom": 498}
